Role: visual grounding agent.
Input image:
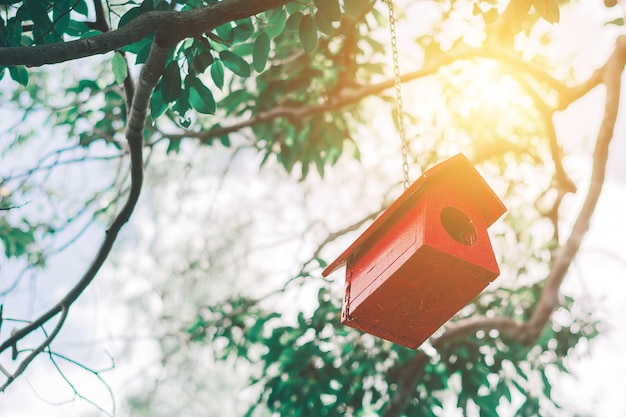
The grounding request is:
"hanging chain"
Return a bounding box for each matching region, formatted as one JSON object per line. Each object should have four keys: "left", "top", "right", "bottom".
{"left": 386, "top": 0, "right": 411, "bottom": 190}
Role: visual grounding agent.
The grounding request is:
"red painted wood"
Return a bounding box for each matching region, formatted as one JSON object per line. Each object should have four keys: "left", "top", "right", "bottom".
{"left": 323, "top": 153, "right": 506, "bottom": 349}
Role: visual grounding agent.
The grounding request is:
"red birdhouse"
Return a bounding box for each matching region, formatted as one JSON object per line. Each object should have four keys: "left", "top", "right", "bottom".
{"left": 322, "top": 154, "right": 506, "bottom": 349}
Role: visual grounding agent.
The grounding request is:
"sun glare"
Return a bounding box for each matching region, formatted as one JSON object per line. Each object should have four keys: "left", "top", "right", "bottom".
{"left": 437, "top": 59, "right": 538, "bottom": 153}
{"left": 448, "top": 60, "right": 532, "bottom": 116}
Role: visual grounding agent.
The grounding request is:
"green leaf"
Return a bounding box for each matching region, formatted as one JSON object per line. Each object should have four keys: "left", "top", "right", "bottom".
{"left": 9, "top": 65, "right": 28, "bottom": 86}
{"left": 540, "top": 369, "right": 551, "bottom": 398}
{"left": 286, "top": 11, "right": 303, "bottom": 31}
{"left": 231, "top": 41, "right": 254, "bottom": 57}
{"left": 252, "top": 32, "right": 270, "bottom": 72}
{"left": 233, "top": 18, "right": 254, "bottom": 43}
{"left": 121, "top": 36, "right": 153, "bottom": 64}
{"left": 5, "top": 17, "right": 22, "bottom": 46}
{"left": 605, "top": 17, "right": 624, "bottom": 26}
{"left": 161, "top": 61, "right": 182, "bottom": 103}
{"left": 299, "top": 14, "right": 318, "bottom": 53}
{"left": 149, "top": 85, "right": 168, "bottom": 120}
{"left": 534, "top": 0, "right": 559, "bottom": 23}
{"left": 112, "top": 52, "right": 127, "bottom": 84}
{"left": 0, "top": 220, "right": 36, "bottom": 259}
{"left": 314, "top": 0, "right": 341, "bottom": 22}
{"left": 80, "top": 29, "right": 103, "bottom": 38}
{"left": 315, "top": 10, "right": 334, "bottom": 36}
{"left": 188, "top": 77, "right": 216, "bottom": 114}
{"left": 266, "top": 7, "right": 286, "bottom": 39}
{"left": 178, "top": 116, "right": 191, "bottom": 128}
{"left": 215, "top": 22, "right": 234, "bottom": 43}
{"left": 344, "top": 0, "right": 371, "bottom": 18}
{"left": 52, "top": 0, "right": 71, "bottom": 36}
{"left": 24, "top": 0, "right": 59, "bottom": 43}
{"left": 222, "top": 89, "right": 253, "bottom": 114}
{"left": 167, "top": 139, "right": 181, "bottom": 154}
{"left": 219, "top": 50, "right": 250, "bottom": 77}
{"left": 192, "top": 50, "right": 214, "bottom": 74}
{"left": 73, "top": 0, "right": 89, "bottom": 16}
{"left": 210, "top": 60, "right": 225, "bottom": 89}
{"left": 118, "top": 6, "right": 141, "bottom": 28}
{"left": 66, "top": 20, "right": 90, "bottom": 37}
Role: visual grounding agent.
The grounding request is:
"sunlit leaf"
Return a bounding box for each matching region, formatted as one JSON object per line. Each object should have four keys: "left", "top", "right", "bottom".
{"left": 266, "top": 6, "right": 287, "bottom": 38}
{"left": 534, "top": 0, "right": 560, "bottom": 23}
{"left": 605, "top": 17, "right": 624, "bottom": 26}
{"left": 112, "top": 52, "right": 128, "bottom": 84}
{"left": 314, "top": 0, "right": 341, "bottom": 22}
{"left": 344, "top": 0, "right": 371, "bottom": 18}
{"left": 315, "top": 10, "right": 334, "bottom": 36}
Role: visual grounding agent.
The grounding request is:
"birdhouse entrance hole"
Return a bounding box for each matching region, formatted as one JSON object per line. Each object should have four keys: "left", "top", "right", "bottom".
{"left": 440, "top": 206, "right": 477, "bottom": 247}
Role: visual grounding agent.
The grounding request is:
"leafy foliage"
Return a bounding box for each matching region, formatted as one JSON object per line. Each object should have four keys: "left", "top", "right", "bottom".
{"left": 0, "top": 0, "right": 620, "bottom": 415}
{"left": 0, "top": 217, "right": 38, "bottom": 261}
{"left": 186, "top": 282, "right": 597, "bottom": 416}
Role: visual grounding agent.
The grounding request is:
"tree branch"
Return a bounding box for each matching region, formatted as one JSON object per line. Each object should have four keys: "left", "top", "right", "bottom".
{"left": 0, "top": 306, "right": 68, "bottom": 391}
{"left": 0, "top": 38, "right": 171, "bottom": 393}
{"left": 0, "top": 0, "right": 292, "bottom": 67}
{"left": 381, "top": 35, "right": 626, "bottom": 417}
{"left": 160, "top": 44, "right": 579, "bottom": 146}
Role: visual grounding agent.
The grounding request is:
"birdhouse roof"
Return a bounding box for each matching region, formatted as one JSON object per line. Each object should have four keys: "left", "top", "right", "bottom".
{"left": 322, "top": 153, "right": 506, "bottom": 277}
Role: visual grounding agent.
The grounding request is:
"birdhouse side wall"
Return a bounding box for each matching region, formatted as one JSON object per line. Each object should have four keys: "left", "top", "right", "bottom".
{"left": 346, "top": 194, "right": 427, "bottom": 314}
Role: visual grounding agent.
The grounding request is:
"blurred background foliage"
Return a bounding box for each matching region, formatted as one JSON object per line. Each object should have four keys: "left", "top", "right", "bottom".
{"left": 0, "top": 0, "right": 622, "bottom": 415}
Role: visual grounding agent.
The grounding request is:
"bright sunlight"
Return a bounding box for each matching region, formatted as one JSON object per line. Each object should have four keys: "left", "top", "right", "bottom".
{"left": 438, "top": 59, "right": 538, "bottom": 158}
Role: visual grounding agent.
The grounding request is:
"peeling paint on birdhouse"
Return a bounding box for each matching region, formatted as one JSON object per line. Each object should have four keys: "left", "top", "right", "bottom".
{"left": 322, "top": 154, "right": 506, "bottom": 349}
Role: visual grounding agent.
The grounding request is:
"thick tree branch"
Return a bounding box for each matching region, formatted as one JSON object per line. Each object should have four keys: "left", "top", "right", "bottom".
{"left": 160, "top": 47, "right": 479, "bottom": 143}
{"left": 0, "top": 38, "right": 171, "bottom": 393}
{"left": 382, "top": 35, "right": 626, "bottom": 417}
{"left": 525, "top": 35, "right": 626, "bottom": 335}
{"left": 0, "top": 0, "right": 292, "bottom": 67}
{"left": 507, "top": 71, "right": 577, "bottom": 193}
{"left": 559, "top": 64, "right": 606, "bottom": 110}
{"left": 161, "top": 44, "right": 579, "bottom": 146}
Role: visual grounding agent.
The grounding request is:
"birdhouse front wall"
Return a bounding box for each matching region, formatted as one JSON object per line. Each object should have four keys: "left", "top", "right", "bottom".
{"left": 420, "top": 179, "right": 500, "bottom": 280}
{"left": 341, "top": 178, "right": 501, "bottom": 348}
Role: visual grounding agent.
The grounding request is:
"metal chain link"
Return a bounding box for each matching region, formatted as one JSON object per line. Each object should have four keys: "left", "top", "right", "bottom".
{"left": 386, "top": 0, "right": 411, "bottom": 190}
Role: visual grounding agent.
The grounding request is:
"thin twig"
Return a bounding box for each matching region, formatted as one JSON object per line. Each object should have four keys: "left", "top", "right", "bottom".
{"left": 0, "top": 38, "right": 171, "bottom": 392}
